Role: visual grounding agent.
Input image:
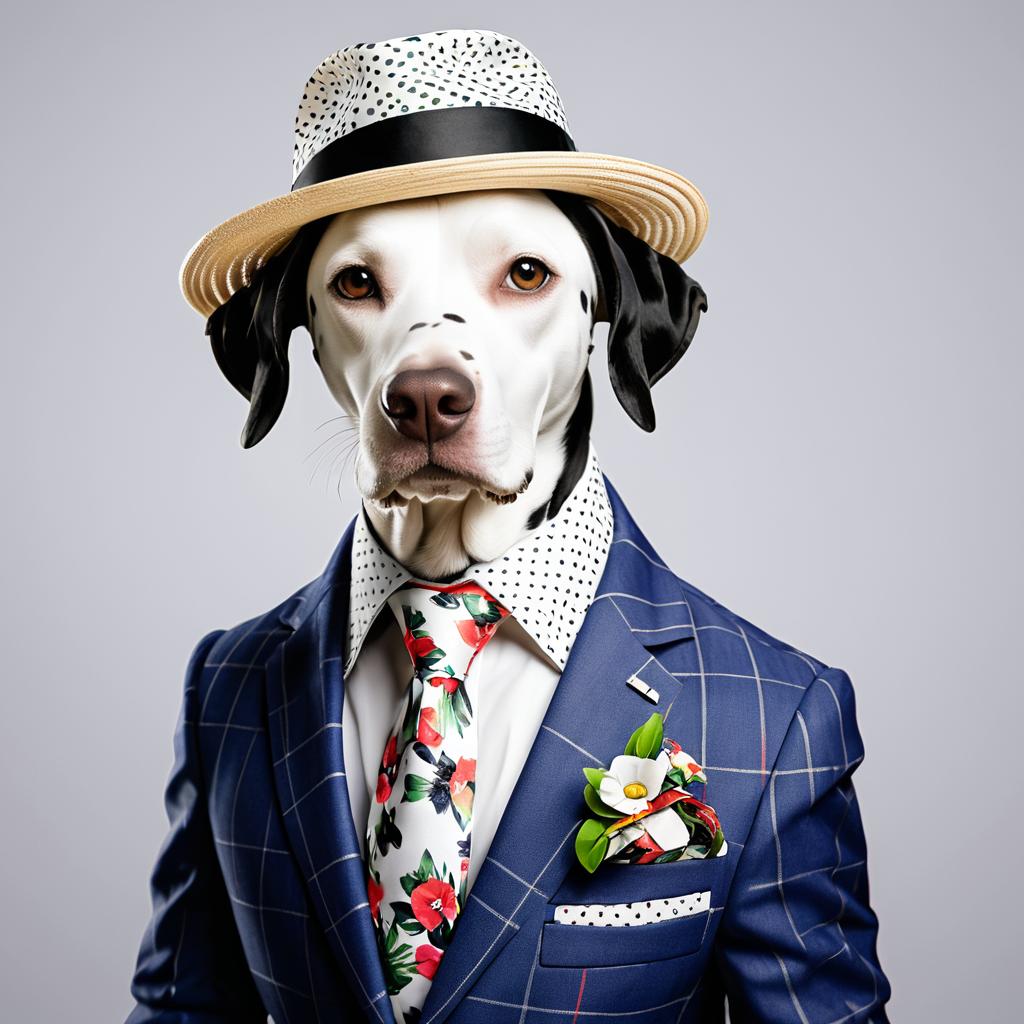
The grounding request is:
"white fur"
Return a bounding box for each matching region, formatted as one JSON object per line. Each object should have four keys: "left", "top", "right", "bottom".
{"left": 305, "top": 190, "right": 597, "bottom": 578}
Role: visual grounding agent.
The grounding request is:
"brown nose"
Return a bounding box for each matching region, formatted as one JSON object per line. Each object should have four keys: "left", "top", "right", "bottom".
{"left": 382, "top": 368, "right": 476, "bottom": 444}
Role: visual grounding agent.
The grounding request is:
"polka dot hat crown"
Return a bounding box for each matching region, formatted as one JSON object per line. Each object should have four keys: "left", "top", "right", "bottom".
{"left": 180, "top": 28, "right": 708, "bottom": 319}
{"left": 291, "top": 30, "right": 570, "bottom": 184}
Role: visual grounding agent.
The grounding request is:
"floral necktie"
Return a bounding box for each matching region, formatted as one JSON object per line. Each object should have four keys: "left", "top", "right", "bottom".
{"left": 367, "top": 580, "right": 510, "bottom": 1020}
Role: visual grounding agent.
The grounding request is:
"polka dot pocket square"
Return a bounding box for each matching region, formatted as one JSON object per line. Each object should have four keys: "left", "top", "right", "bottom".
{"left": 554, "top": 891, "right": 711, "bottom": 927}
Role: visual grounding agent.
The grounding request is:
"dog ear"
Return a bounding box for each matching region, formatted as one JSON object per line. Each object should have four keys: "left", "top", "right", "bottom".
{"left": 205, "top": 218, "right": 330, "bottom": 448}
{"left": 546, "top": 192, "right": 708, "bottom": 432}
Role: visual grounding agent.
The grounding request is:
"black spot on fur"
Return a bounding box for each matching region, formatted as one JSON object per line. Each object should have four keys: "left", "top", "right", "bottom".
{"left": 525, "top": 502, "right": 547, "bottom": 531}
{"left": 580, "top": 290, "right": 588, "bottom": 312}
{"left": 206, "top": 216, "right": 332, "bottom": 448}
{"left": 309, "top": 295, "right": 317, "bottom": 318}
{"left": 459, "top": 350, "right": 474, "bottom": 361}
{"left": 545, "top": 190, "right": 707, "bottom": 433}
{"left": 443, "top": 313, "right": 466, "bottom": 323}
{"left": 526, "top": 371, "right": 594, "bottom": 529}
{"left": 410, "top": 322, "right": 427, "bottom": 331}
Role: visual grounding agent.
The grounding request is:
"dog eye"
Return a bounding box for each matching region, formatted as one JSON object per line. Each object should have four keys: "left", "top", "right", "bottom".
{"left": 332, "top": 265, "right": 378, "bottom": 300}
{"left": 505, "top": 258, "right": 551, "bottom": 292}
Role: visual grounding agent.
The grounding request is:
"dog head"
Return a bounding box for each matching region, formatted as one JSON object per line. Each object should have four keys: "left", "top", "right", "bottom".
{"left": 303, "top": 190, "right": 597, "bottom": 512}
{"left": 208, "top": 189, "right": 706, "bottom": 528}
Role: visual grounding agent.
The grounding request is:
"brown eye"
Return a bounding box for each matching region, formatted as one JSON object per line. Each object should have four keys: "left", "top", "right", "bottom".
{"left": 506, "top": 257, "right": 551, "bottom": 292}
{"left": 332, "top": 265, "right": 378, "bottom": 300}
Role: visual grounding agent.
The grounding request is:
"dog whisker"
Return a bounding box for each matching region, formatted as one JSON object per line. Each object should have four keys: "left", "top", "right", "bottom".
{"left": 321, "top": 451, "right": 351, "bottom": 496}
{"left": 335, "top": 440, "right": 362, "bottom": 501}
{"left": 342, "top": 438, "right": 360, "bottom": 468}
{"left": 303, "top": 427, "right": 356, "bottom": 464}
{"left": 320, "top": 434, "right": 359, "bottom": 493}
{"left": 308, "top": 436, "right": 355, "bottom": 487}
{"left": 314, "top": 413, "right": 356, "bottom": 432}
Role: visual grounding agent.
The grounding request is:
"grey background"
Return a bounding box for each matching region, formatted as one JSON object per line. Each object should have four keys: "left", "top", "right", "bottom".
{"left": 2, "top": 1, "right": 1020, "bottom": 1019}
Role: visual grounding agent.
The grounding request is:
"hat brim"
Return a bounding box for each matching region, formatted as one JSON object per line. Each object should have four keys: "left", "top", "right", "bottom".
{"left": 179, "top": 151, "right": 708, "bottom": 318}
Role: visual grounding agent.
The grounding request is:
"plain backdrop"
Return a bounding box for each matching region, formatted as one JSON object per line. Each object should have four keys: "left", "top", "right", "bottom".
{"left": 2, "top": 2, "right": 1021, "bottom": 1020}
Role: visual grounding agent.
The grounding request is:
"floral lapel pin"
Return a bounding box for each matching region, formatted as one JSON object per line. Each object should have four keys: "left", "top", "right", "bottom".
{"left": 575, "top": 713, "right": 728, "bottom": 872}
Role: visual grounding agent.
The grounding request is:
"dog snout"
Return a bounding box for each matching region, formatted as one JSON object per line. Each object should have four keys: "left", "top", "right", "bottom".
{"left": 382, "top": 368, "right": 476, "bottom": 444}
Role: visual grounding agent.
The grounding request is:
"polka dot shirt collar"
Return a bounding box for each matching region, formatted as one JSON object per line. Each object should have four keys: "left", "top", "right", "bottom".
{"left": 345, "top": 447, "right": 614, "bottom": 673}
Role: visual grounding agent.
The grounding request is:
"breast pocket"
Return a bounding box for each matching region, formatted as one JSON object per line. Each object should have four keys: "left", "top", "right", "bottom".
{"left": 540, "top": 853, "right": 733, "bottom": 969}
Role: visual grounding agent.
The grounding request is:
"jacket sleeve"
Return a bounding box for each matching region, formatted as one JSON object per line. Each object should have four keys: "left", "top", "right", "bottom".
{"left": 126, "top": 630, "right": 267, "bottom": 1024}
{"left": 714, "top": 666, "right": 891, "bottom": 1022}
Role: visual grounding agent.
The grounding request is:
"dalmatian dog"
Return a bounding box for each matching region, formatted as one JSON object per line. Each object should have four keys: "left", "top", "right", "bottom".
{"left": 131, "top": 30, "right": 890, "bottom": 1020}
{"left": 208, "top": 187, "right": 706, "bottom": 576}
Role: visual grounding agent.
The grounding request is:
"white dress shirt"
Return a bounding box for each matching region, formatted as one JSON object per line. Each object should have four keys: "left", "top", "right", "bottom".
{"left": 342, "top": 447, "right": 614, "bottom": 889}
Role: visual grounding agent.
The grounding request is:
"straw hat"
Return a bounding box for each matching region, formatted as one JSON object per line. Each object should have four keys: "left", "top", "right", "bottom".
{"left": 180, "top": 29, "right": 708, "bottom": 318}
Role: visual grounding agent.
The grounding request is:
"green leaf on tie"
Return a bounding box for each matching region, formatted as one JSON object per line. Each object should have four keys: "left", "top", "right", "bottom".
{"left": 414, "top": 641, "right": 445, "bottom": 668}
{"left": 417, "top": 850, "right": 437, "bottom": 881}
{"left": 452, "top": 684, "right": 473, "bottom": 723}
{"left": 582, "top": 766, "right": 607, "bottom": 789}
{"left": 462, "top": 593, "right": 503, "bottom": 624}
{"left": 392, "top": 902, "right": 425, "bottom": 935}
{"left": 403, "top": 775, "right": 432, "bottom": 801}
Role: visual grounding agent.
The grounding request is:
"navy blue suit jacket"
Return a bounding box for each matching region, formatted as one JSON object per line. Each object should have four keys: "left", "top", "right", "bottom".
{"left": 128, "top": 480, "right": 890, "bottom": 1023}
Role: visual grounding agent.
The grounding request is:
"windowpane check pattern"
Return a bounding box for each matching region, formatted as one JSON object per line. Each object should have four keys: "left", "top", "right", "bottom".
{"left": 127, "top": 475, "right": 889, "bottom": 1024}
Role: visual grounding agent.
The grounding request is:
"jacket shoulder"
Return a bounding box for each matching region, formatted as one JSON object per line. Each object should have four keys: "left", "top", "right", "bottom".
{"left": 615, "top": 529, "right": 841, "bottom": 729}
{"left": 660, "top": 570, "right": 864, "bottom": 794}
{"left": 601, "top": 481, "right": 834, "bottom": 693}
{"left": 674, "top": 572, "right": 830, "bottom": 686}
{"left": 192, "top": 575, "right": 327, "bottom": 721}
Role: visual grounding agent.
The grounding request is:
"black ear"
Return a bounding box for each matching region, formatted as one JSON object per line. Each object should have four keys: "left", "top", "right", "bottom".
{"left": 546, "top": 192, "right": 708, "bottom": 432}
{"left": 205, "top": 218, "right": 331, "bottom": 447}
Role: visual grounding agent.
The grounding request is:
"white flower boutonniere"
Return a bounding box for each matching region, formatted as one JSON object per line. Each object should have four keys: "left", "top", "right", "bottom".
{"left": 575, "top": 713, "right": 727, "bottom": 873}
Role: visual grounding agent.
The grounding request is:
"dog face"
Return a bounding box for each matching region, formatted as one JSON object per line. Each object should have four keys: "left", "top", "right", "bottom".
{"left": 207, "top": 186, "right": 707, "bottom": 553}
{"left": 304, "top": 190, "right": 597, "bottom": 509}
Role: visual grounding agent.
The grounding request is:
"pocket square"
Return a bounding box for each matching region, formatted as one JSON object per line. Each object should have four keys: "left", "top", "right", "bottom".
{"left": 554, "top": 890, "right": 710, "bottom": 927}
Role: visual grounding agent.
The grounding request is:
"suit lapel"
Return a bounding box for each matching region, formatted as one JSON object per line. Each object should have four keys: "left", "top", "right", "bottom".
{"left": 265, "top": 522, "right": 397, "bottom": 1024}
{"left": 419, "top": 482, "right": 695, "bottom": 1024}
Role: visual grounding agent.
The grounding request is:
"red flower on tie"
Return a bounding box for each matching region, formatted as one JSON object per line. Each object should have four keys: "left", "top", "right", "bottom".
{"left": 449, "top": 756, "right": 476, "bottom": 821}
{"left": 449, "top": 756, "right": 476, "bottom": 793}
{"left": 382, "top": 734, "right": 398, "bottom": 770}
{"left": 375, "top": 772, "right": 392, "bottom": 804}
{"left": 404, "top": 630, "right": 442, "bottom": 663}
{"left": 415, "top": 943, "right": 443, "bottom": 979}
{"left": 456, "top": 618, "right": 498, "bottom": 650}
{"left": 417, "top": 707, "right": 443, "bottom": 747}
{"left": 427, "top": 674, "right": 460, "bottom": 695}
{"left": 368, "top": 876, "right": 383, "bottom": 921}
{"left": 410, "top": 878, "right": 457, "bottom": 930}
